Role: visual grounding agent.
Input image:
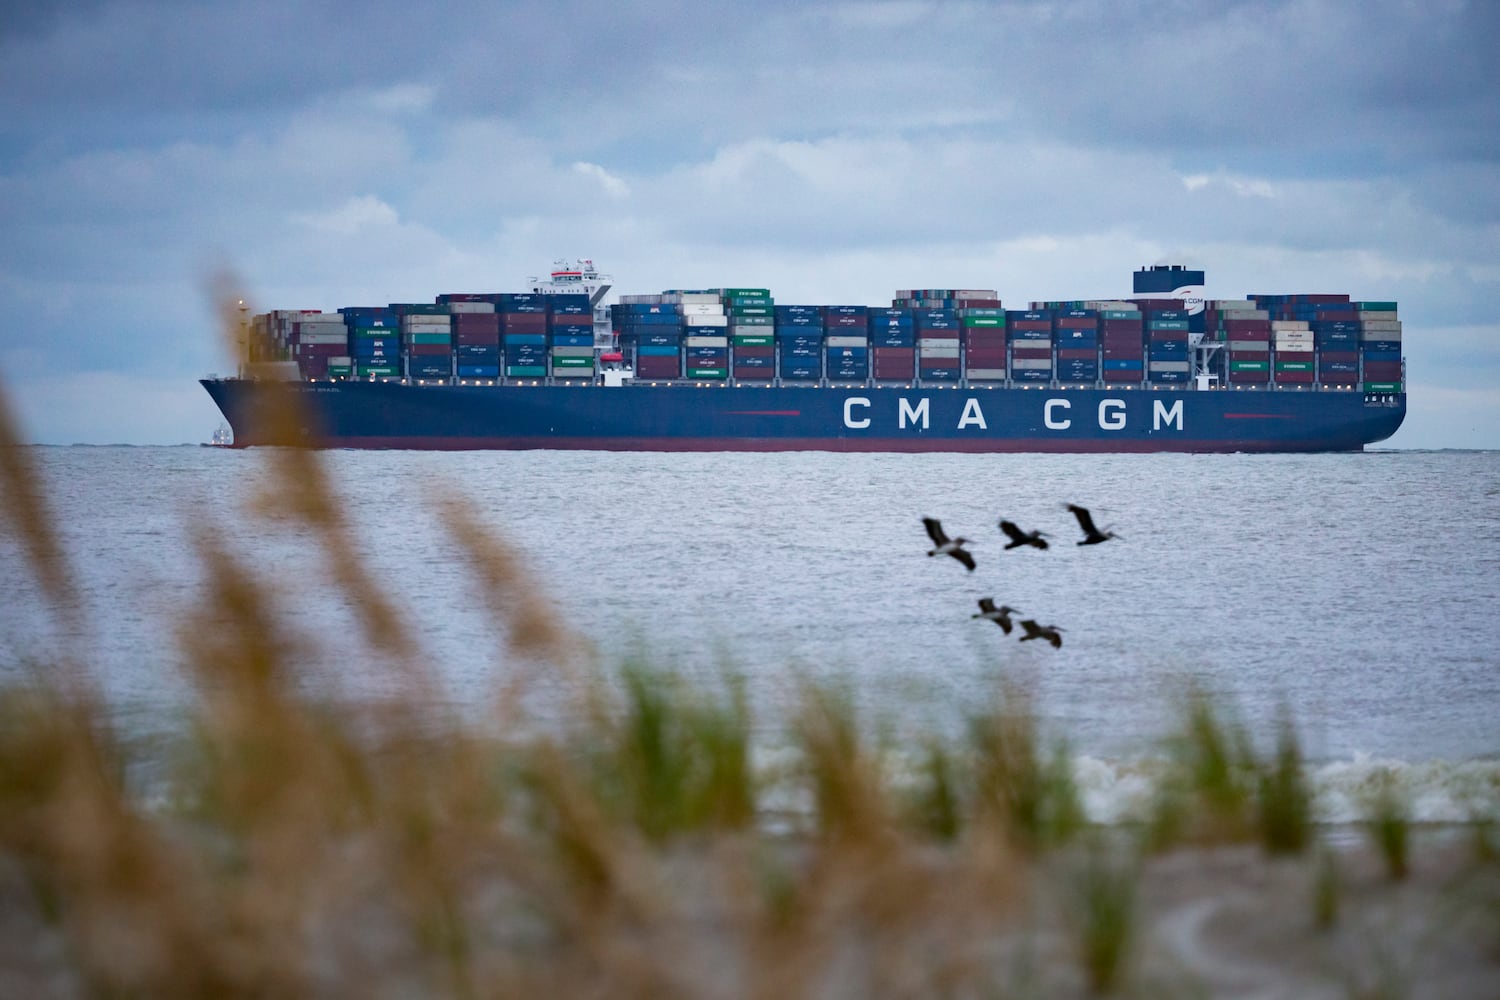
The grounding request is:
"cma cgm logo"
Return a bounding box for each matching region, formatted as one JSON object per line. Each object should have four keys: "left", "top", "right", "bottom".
{"left": 841, "top": 397, "right": 1185, "bottom": 432}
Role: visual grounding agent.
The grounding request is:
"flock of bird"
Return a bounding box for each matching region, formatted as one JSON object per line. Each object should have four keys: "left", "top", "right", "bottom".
{"left": 922, "top": 505, "right": 1120, "bottom": 649}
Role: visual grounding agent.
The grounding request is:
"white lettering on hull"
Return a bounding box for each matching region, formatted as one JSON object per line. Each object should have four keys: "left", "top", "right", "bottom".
{"left": 958, "top": 398, "right": 987, "bottom": 429}
{"left": 1099, "top": 398, "right": 1127, "bottom": 431}
{"left": 843, "top": 396, "right": 871, "bottom": 429}
{"left": 1153, "top": 399, "right": 1184, "bottom": 430}
{"left": 899, "top": 397, "right": 930, "bottom": 430}
{"left": 1044, "top": 398, "right": 1071, "bottom": 429}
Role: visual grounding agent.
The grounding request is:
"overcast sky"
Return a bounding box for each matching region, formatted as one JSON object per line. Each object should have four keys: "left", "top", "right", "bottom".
{"left": 2, "top": 0, "right": 1496, "bottom": 447}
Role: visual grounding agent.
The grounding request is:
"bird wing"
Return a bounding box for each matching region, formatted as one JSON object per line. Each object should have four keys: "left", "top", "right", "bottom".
{"left": 977, "top": 597, "right": 997, "bottom": 613}
{"left": 999, "top": 520, "right": 1024, "bottom": 543}
{"left": 1018, "top": 619, "right": 1040, "bottom": 638}
{"left": 1067, "top": 504, "right": 1099, "bottom": 536}
{"left": 923, "top": 517, "right": 948, "bottom": 546}
{"left": 952, "top": 549, "right": 976, "bottom": 572}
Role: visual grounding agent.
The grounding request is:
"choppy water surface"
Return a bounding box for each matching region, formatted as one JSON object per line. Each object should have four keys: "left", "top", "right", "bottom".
{"left": 4, "top": 447, "right": 1498, "bottom": 818}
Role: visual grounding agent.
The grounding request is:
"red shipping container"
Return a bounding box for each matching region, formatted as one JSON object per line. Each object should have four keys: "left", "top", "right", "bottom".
{"left": 1055, "top": 316, "right": 1098, "bottom": 329}
{"left": 1100, "top": 319, "right": 1143, "bottom": 333}
{"left": 635, "top": 360, "right": 680, "bottom": 377}
{"left": 1010, "top": 319, "right": 1052, "bottom": 331}
{"left": 453, "top": 313, "right": 500, "bottom": 333}
{"left": 732, "top": 368, "right": 773, "bottom": 380}
{"left": 1223, "top": 319, "right": 1271, "bottom": 333}
{"left": 733, "top": 344, "right": 774, "bottom": 358}
{"left": 1011, "top": 346, "right": 1053, "bottom": 360}
{"left": 1362, "top": 363, "right": 1403, "bottom": 379}
{"left": 873, "top": 363, "right": 916, "bottom": 378}
{"left": 1228, "top": 371, "right": 1270, "bottom": 382}
{"left": 1101, "top": 331, "right": 1144, "bottom": 346}
{"left": 456, "top": 330, "right": 501, "bottom": 346}
{"left": 873, "top": 348, "right": 915, "bottom": 360}
{"left": 1149, "top": 329, "right": 1189, "bottom": 341}
{"left": 1318, "top": 351, "right": 1359, "bottom": 363}
{"left": 957, "top": 298, "right": 1004, "bottom": 308}
{"left": 1315, "top": 310, "right": 1359, "bottom": 321}
{"left": 963, "top": 348, "right": 1008, "bottom": 365}
{"left": 501, "top": 314, "right": 548, "bottom": 332}
{"left": 1057, "top": 348, "right": 1097, "bottom": 360}
{"left": 1275, "top": 370, "right": 1315, "bottom": 383}
{"left": 964, "top": 331, "right": 1008, "bottom": 349}
{"left": 1103, "top": 346, "right": 1144, "bottom": 359}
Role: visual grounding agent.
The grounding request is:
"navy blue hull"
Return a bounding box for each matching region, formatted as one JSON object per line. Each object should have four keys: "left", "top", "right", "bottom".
{"left": 201, "top": 379, "right": 1405, "bottom": 453}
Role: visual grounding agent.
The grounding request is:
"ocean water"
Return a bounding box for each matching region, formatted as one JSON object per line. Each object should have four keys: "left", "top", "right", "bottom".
{"left": 3, "top": 446, "right": 1498, "bottom": 821}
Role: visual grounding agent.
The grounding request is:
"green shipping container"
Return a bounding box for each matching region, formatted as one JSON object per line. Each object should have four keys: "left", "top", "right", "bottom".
{"left": 1230, "top": 361, "right": 1268, "bottom": 372}
{"left": 719, "top": 288, "right": 770, "bottom": 299}
{"left": 730, "top": 305, "right": 772, "bottom": 317}
{"left": 726, "top": 295, "right": 772, "bottom": 308}
{"left": 356, "top": 365, "right": 400, "bottom": 377}
{"left": 1354, "top": 301, "right": 1398, "bottom": 311}
{"left": 731, "top": 315, "right": 774, "bottom": 326}
{"left": 733, "top": 334, "right": 774, "bottom": 346}
{"left": 1275, "top": 360, "right": 1314, "bottom": 372}
{"left": 1363, "top": 381, "right": 1402, "bottom": 392}
{"left": 688, "top": 368, "right": 727, "bottom": 378}
{"left": 407, "top": 332, "right": 452, "bottom": 345}
{"left": 1102, "top": 310, "right": 1142, "bottom": 320}
{"left": 962, "top": 316, "right": 1005, "bottom": 327}
{"left": 550, "top": 356, "right": 595, "bottom": 368}
{"left": 505, "top": 365, "right": 547, "bottom": 377}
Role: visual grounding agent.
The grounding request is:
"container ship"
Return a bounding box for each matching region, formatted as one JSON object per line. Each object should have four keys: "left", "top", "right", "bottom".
{"left": 201, "top": 262, "right": 1406, "bottom": 452}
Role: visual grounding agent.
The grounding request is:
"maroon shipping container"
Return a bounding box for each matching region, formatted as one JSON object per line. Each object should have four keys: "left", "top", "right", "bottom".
{"left": 964, "top": 331, "right": 1008, "bottom": 349}
{"left": 873, "top": 363, "right": 916, "bottom": 379}
{"left": 1055, "top": 316, "right": 1098, "bottom": 329}
{"left": 1149, "top": 329, "right": 1189, "bottom": 341}
{"left": 1362, "top": 363, "right": 1403, "bottom": 379}
{"left": 1011, "top": 346, "right": 1053, "bottom": 360}
{"left": 1223, "top": 319, "right": 1272, "bottom": 333}
{"left": 1318, "top": 351, "right": 1359, "bottom": 364}
{"left": 1229, "top": 351, "right": 1270, "bottom": 362}
{"left": 295, "top": 343, "right": 346, "bottom": 357}
{"left": 440, "top": 293, "right": 492, "bottom": 303}
{"left": 1315, "top": 310, "right": 1359, "bottom": 322}
{"left": 1057, "top": 347, "right": 1097, "bottom": 360}
{"left": 501, "top": 314, "right": 549, "bottom": 332}
{"left": 407, "top": 344, "right": 452, "bottom": 356}
{"left": 1100, "top": 319, "right": 1143, "bottom": 333}
{"left": 1274, "top": 370, "right": 1315, "bottom": 383}
{"left": 1103, "top": 346, "right": 1145, "bottom": 359}
{"left": 964, "top": 348, "right": 1008, "bottom": 365}
{"left": 1101, "top": 332, "right": 1144, "bottom": 347}
{"left": 456, "top": 330, "right": 501, "bottom": 347}
{"left": 1228, "top": 371, "right": 1270, "bottom": 382}
{"left": 733, "top": 344, "right": 774, "bottom": 358}
{"left": 1010, "top": 319, "right": 1052, "bottom": 332}
{"left": 1321, "top": 373, "right": 1360, "bottom": 384}
{"left": 957, "top": 298, "right": 1004, "bottom": 308}
{"left": 873, "top": 347, "right": 915, "bottom": 360}
{"left": 732, "top": 367, "right": 773, "bottom": 380}
{"left": 453, "top": 313, "right": 501, "bottom": 333}
{"left": 634, "top": 360, "right": 680, "bottom": 378}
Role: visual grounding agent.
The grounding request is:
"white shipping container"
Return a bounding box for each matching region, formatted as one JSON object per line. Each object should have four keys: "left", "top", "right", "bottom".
{"left": 1358, "top": 310, "right": 1398, "bottom": 321}
{"left": 967, "top": 368, "right": 1008, "bottom": 380}
{"left": 826, "top": 336, "right": 870, "bottom": 348}
{"left": 953, "top": 289, "right": 999, "bottom": 299}
{"left": 684, "top": 336, "right": 728, "bottom": 348}
{"left": 297, "top": 332, "right": 350, "bottom": 346}
{"left": 1361, "top": 320, "right": 1402, "bottom": 333}
{"left": 550, "top": 346, "right": 595, "bottom": 358}
{"left": 1147, "top": 360, "right": 1191, "bottom": 372}
{"left": 618, "top": 294, "right": 665, "bottom": 305}
{"left": 917, "top": 337, "right": 961, "bottom": 351}
{"left": 1360, "top": 329, "right": 1402, "bottom": 341}
{"left": 687, "top": 315, "right": 729, "bottom": 327}
{"left": 447, "top": 302, "right": 496, "bottom": 314}
{"left": 1212, "top": 299, "right": 1256, "bottom": 311}
{"left": 403, "top": 322, "right": 452, "bottom": 334}
{"left": 1270, "top": 320, "right": 1310, "bottom": 331}
{"left": 1228, "top": 339, "right": 1270, "bottom": 351}
{"left": 1274, "top": 333, "right": 1316, "bottom": 346}
{"left": 681, "top": 303, "right": 725, "bottom": 317}
{"left": 661, "top": 292, "right": 720, "bottom": 305}
{"left": 330, "top": 357, "right": 351, "bottom": 367}
{"left": 1011, "top": 358, "right": 1053, "bottom": 371}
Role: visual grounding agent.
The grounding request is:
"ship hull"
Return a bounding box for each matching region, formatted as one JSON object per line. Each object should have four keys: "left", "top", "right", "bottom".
{"left": 202, "top": 379, "right": 1405, "bottom": 453}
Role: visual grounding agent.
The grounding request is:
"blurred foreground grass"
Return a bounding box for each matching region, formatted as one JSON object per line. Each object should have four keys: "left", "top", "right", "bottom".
{"left": 1, "top": 367, "right": 1498, "bottom": 997}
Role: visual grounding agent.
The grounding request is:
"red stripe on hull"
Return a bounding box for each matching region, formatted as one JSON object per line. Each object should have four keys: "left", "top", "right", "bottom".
{"left": 243, "top": 436, "right": 1359, "bottom": 454}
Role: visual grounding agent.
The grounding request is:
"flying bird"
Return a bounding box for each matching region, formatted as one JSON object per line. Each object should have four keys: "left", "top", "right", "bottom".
{"left": 922, "top": 517, "right": 975, "bottom": 571}
{"left": 1066, "top": 504, "right": 1119, "bottom": 545}
{"left": 972, "top": 598, "right": 1020, "bottom": 633}
{"left": 1018, "top": 620, "right": 1064, "bottom": 648}
{"left": 999, "top": 519, "right": 1049, "bottom": 550}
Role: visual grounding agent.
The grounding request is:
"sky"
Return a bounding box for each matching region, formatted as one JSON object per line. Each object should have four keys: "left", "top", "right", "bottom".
{"left": 1, "top": 0, "right": 1496, "bottom": 448}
